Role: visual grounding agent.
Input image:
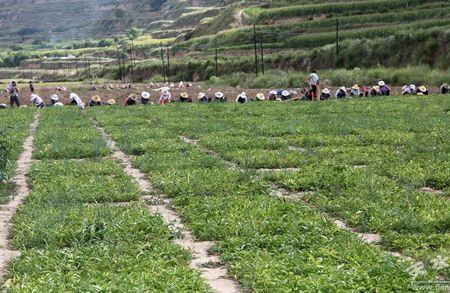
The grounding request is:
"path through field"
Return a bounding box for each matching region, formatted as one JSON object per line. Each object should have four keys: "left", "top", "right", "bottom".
{"left": 92, "top": 118, "right": 241, "bottom": 292}
{"left": 0, "top": 113, "right": 39, "bottom": 281}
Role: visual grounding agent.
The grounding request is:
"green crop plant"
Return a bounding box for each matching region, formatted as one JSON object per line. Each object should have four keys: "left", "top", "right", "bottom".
{"left": 34, "top": 107, "right": 109, "bottom": 159}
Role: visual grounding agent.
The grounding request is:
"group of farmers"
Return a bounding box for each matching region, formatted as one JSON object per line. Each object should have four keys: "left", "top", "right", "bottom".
{"left": 1, "top": 76, "right": 449, "bottom": 110}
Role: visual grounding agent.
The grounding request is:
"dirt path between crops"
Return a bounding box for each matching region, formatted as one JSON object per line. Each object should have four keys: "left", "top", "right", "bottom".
{"left": 92, "top": 120, "right": 241, "bottom": 293}
{"left": 178, "top": 135, "right": 417, "bottom": 255}
{"left": 0, "top": 113, "right": 39, "bottom": 282}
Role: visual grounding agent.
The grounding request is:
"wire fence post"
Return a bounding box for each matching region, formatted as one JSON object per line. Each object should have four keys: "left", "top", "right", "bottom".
{"left": 336, "top": 18, "right": 339, "bottom": 67}
{"left": 260, "top": 34, "right": 264, "bottom": 75}
{"left": 215, "top": 39, "right": 218, "bottom": 77}
{"left": 122, "top": 57, "right": 126, "bottom": 84}
{"left": 160, "top": 43, "right": 166, "bottom": 83}
{"left": 253, "top": 25, "right": 258, "bottom": 76}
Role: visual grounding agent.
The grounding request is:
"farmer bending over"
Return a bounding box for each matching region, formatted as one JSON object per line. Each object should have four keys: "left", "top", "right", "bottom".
{"left": 69, "top": 93, "right": 85, "bottom": 109}
{"left": 30, "top": 94, "right": 45, "bottom": 109}
{"left": 125, "top": 94, "right": 137, "bottom": 106}
{"left": 141, "top": 92, "right": 151, "bottom": 104}
{"left": 179, "top": 92, "right": 192, "bottom": 103}
{"left": 236, "top": 92, "right": 248, "bottom": 104}
{"left": 320, "top": 88, "right": 331, "bottom": 100}
{"left": 335, "top": 86, "right": 348, "bottom": 99}
{"left": 215, "top": 92, "right": 226, "bottom": 102}
{"left": 89, "top": 95, "right": 102, "bottom": 107}
{"left": 440, "top": 83, "right": 449, "bottom": 94}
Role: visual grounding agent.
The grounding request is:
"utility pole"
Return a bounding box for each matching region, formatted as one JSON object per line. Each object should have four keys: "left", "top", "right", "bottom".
{"left": 253, "top": 25, "right": 258, "bottom": 76}
{"left": 260, "top": 34, "right": 264, "bottom": 75}
{"left": 215, "top": 39, "right": 218, "bottom": 76}
{"left": 166, "top": 46, "right": 170, "bottom": 83}
{"left": 336, "top": 18, "right": 340, "bottom": 67}
{"left": 160, "top": 43, "right": 166, "bottom": 83}
{"left": 130, "top": 43, "right": 135, "bottom": 84}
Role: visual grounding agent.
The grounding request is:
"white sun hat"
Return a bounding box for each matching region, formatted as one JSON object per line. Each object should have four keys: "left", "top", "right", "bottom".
{"left": 51, "top": 94, "right": 59, "bottom": 101}
{"left": 282, "top": 90, "right": 290, "bottom": 97}
{"left": 198, "top": 92, "right": 206, "bottom": 99}
{"left": 54, "top": 102, "right": 64, "bottom": 107}
{"left": 141, "top": 91, "right": 151, "bottom": 100}
{"left": 215, "top": 92, "right": 224, "bottom": 98}
{"left": 256, "top": 93, "right": 265, "bottom": 100}
{"left": 69, "top": 93, "right": 79, "bottom": 100}
{"left": 378, "top": 80, "right": 385, "bottom": 86}
{"left": 340, "top": 86, "right": 347, "bottom": 91}
{"left": 322, "top": 88, "right": 330, "bottom": 94}
{"left": 269, "top": 90, "right": 277, "bottom": 95}
{"left": 410, "top": 84, "right": 416, "bottom": 91}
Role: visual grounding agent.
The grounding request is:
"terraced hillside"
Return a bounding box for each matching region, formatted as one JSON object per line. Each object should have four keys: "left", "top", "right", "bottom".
{"left": 1, "top": 0, "right": 449, "bottom": 83}
{"left": 0, "top": 0, "right": 235, "bottom": 42}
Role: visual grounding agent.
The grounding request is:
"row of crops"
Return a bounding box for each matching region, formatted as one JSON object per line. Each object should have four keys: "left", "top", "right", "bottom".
{"left": 87, "top": 95, "right": 449, "bottom": 290}
{"left": 0, "top": 109, "right": 35, "bottom": 204}
{"left": 3, "top": 108, "right": 207, "bottom": 290}
{"left": 1, "top": 95, "right": 448, "bottom": 290}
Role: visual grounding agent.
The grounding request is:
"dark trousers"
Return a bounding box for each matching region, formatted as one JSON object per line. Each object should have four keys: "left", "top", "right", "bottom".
{"left": 10, "top": 96, "right": 20, "bottom": 107}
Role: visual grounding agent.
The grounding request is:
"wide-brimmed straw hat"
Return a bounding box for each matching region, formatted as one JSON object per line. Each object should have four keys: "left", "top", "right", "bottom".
{"left": 256, "top": 93, "right": 265, "bottom": 101}
{"left": 282, "top": 90, "right": 290, "bottom": 97}
{"left": 180, "top": 92, "right": 189, "bottom": 98}
{"left": 352, "top": 84, "right": 359, "bottom": 90}
{"left": 198, "top": 92, "right": 206, "bottom": 99}
{"left": 215, "top": 92, "right": 224, "bottom": 98}
{"left": 443, "top": 83, "right": 449, "bottom": 88}
{"left": 107, "top": 99, "right": 116, "bottom": 105}
{"left": 128, "top": 94, "right": 137, "bottom": 101}
{"left": 322, "top": 88, "right": 330, "bottom": 94}
{"left": 419, "top": 86, "right": 427, "bottom": 92}
{"left": 50, "top": 94, "right": 59, "bottom": 101}
{"left": 378, "top": 80, "right": 385, "bottom": 87}
{"left": 373, "top": 85, "right": 380, "bottom": 91}
{"left": 141, "top": 91, "right": 151, "bottom": 100}
{"left": 92, "top": 95, "right": 101, "bottom": 103}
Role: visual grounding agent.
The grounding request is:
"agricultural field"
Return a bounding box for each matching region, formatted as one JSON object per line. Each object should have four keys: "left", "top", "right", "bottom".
{"left": 0, "top": 94, "right": 449, "bottom": 290}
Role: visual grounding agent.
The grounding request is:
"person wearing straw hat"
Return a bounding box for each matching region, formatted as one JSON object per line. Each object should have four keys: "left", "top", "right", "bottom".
{"left": 255, "top": 93, "right": 265, "bottom": 101}
{"left": 320, "top": 88, "right": 331, "bottom": 100}
{"left": 106, "top": 99, "right": 116, "bottom": 106}
{"left": 378, "top": 81, "right": 391, "bottom": 96}
{"left": 30, "top": 94, "right": 45, "bottom": 109}
{"left": 350, "top": 84, "right": 362, "bottom": 97}
{"left": 440, "top": 83, "right": 449, "bottom": 94}
{"left": 236, "top": 92, "right": 247, "bottom": 104}
{"left": 50, "top": 94, "right": 60, "bottom": 106}
{"left": 89, "top": 95, "right": 102, "bottom": 107}
{"left": 179, "top": 92, "right": 192, "bottom": 103}
{"left": 141, "top": 91, "right": 151, "bottom": 105}
{"left": 335, "top": 86, "right": 348, "bottom": 99}
{"left": 125, "top": 94, "right": 137, "bottom": 106}
{"left": 416, "top": 86, "right": 429, "bottom": 96}
{"left": 198, "top": 92, "right": 211, "bottom": 103}
{"left": 69, "top": 93, "right": 85, "bottom": 109}
{"left": 368, "top": 85, "right": 381, "bottom": 97}
{"left": 215, "top": 92, "right": 226, "bottom": 102}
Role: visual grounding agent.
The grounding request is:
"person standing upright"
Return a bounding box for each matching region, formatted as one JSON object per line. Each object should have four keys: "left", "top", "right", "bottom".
{"left": 308, "top": 70, "right": 319, "bottom": 101}
{"left": 6, "top": 81, "right": 20, "bottom": 107}
{"left": 29, "top": 81, "right": 35, "bottom": 93}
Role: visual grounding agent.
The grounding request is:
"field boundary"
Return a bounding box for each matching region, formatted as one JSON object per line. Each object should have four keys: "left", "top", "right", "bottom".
{"left": 0, "top": 113, "right": 39, "bottom": 282}
{"left": 91, "top": 119, "right": 242, "bottom": 293}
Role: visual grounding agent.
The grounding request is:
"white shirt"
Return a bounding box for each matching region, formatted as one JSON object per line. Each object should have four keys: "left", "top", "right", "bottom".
{"left": 70, "top": 94, "right": 85, "bottom": 109}
{"left": 30, "top": 94, "right": 43, "bottom": 105}
{"left": 309, "top": 73, "right": 319, "bottom": 85}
